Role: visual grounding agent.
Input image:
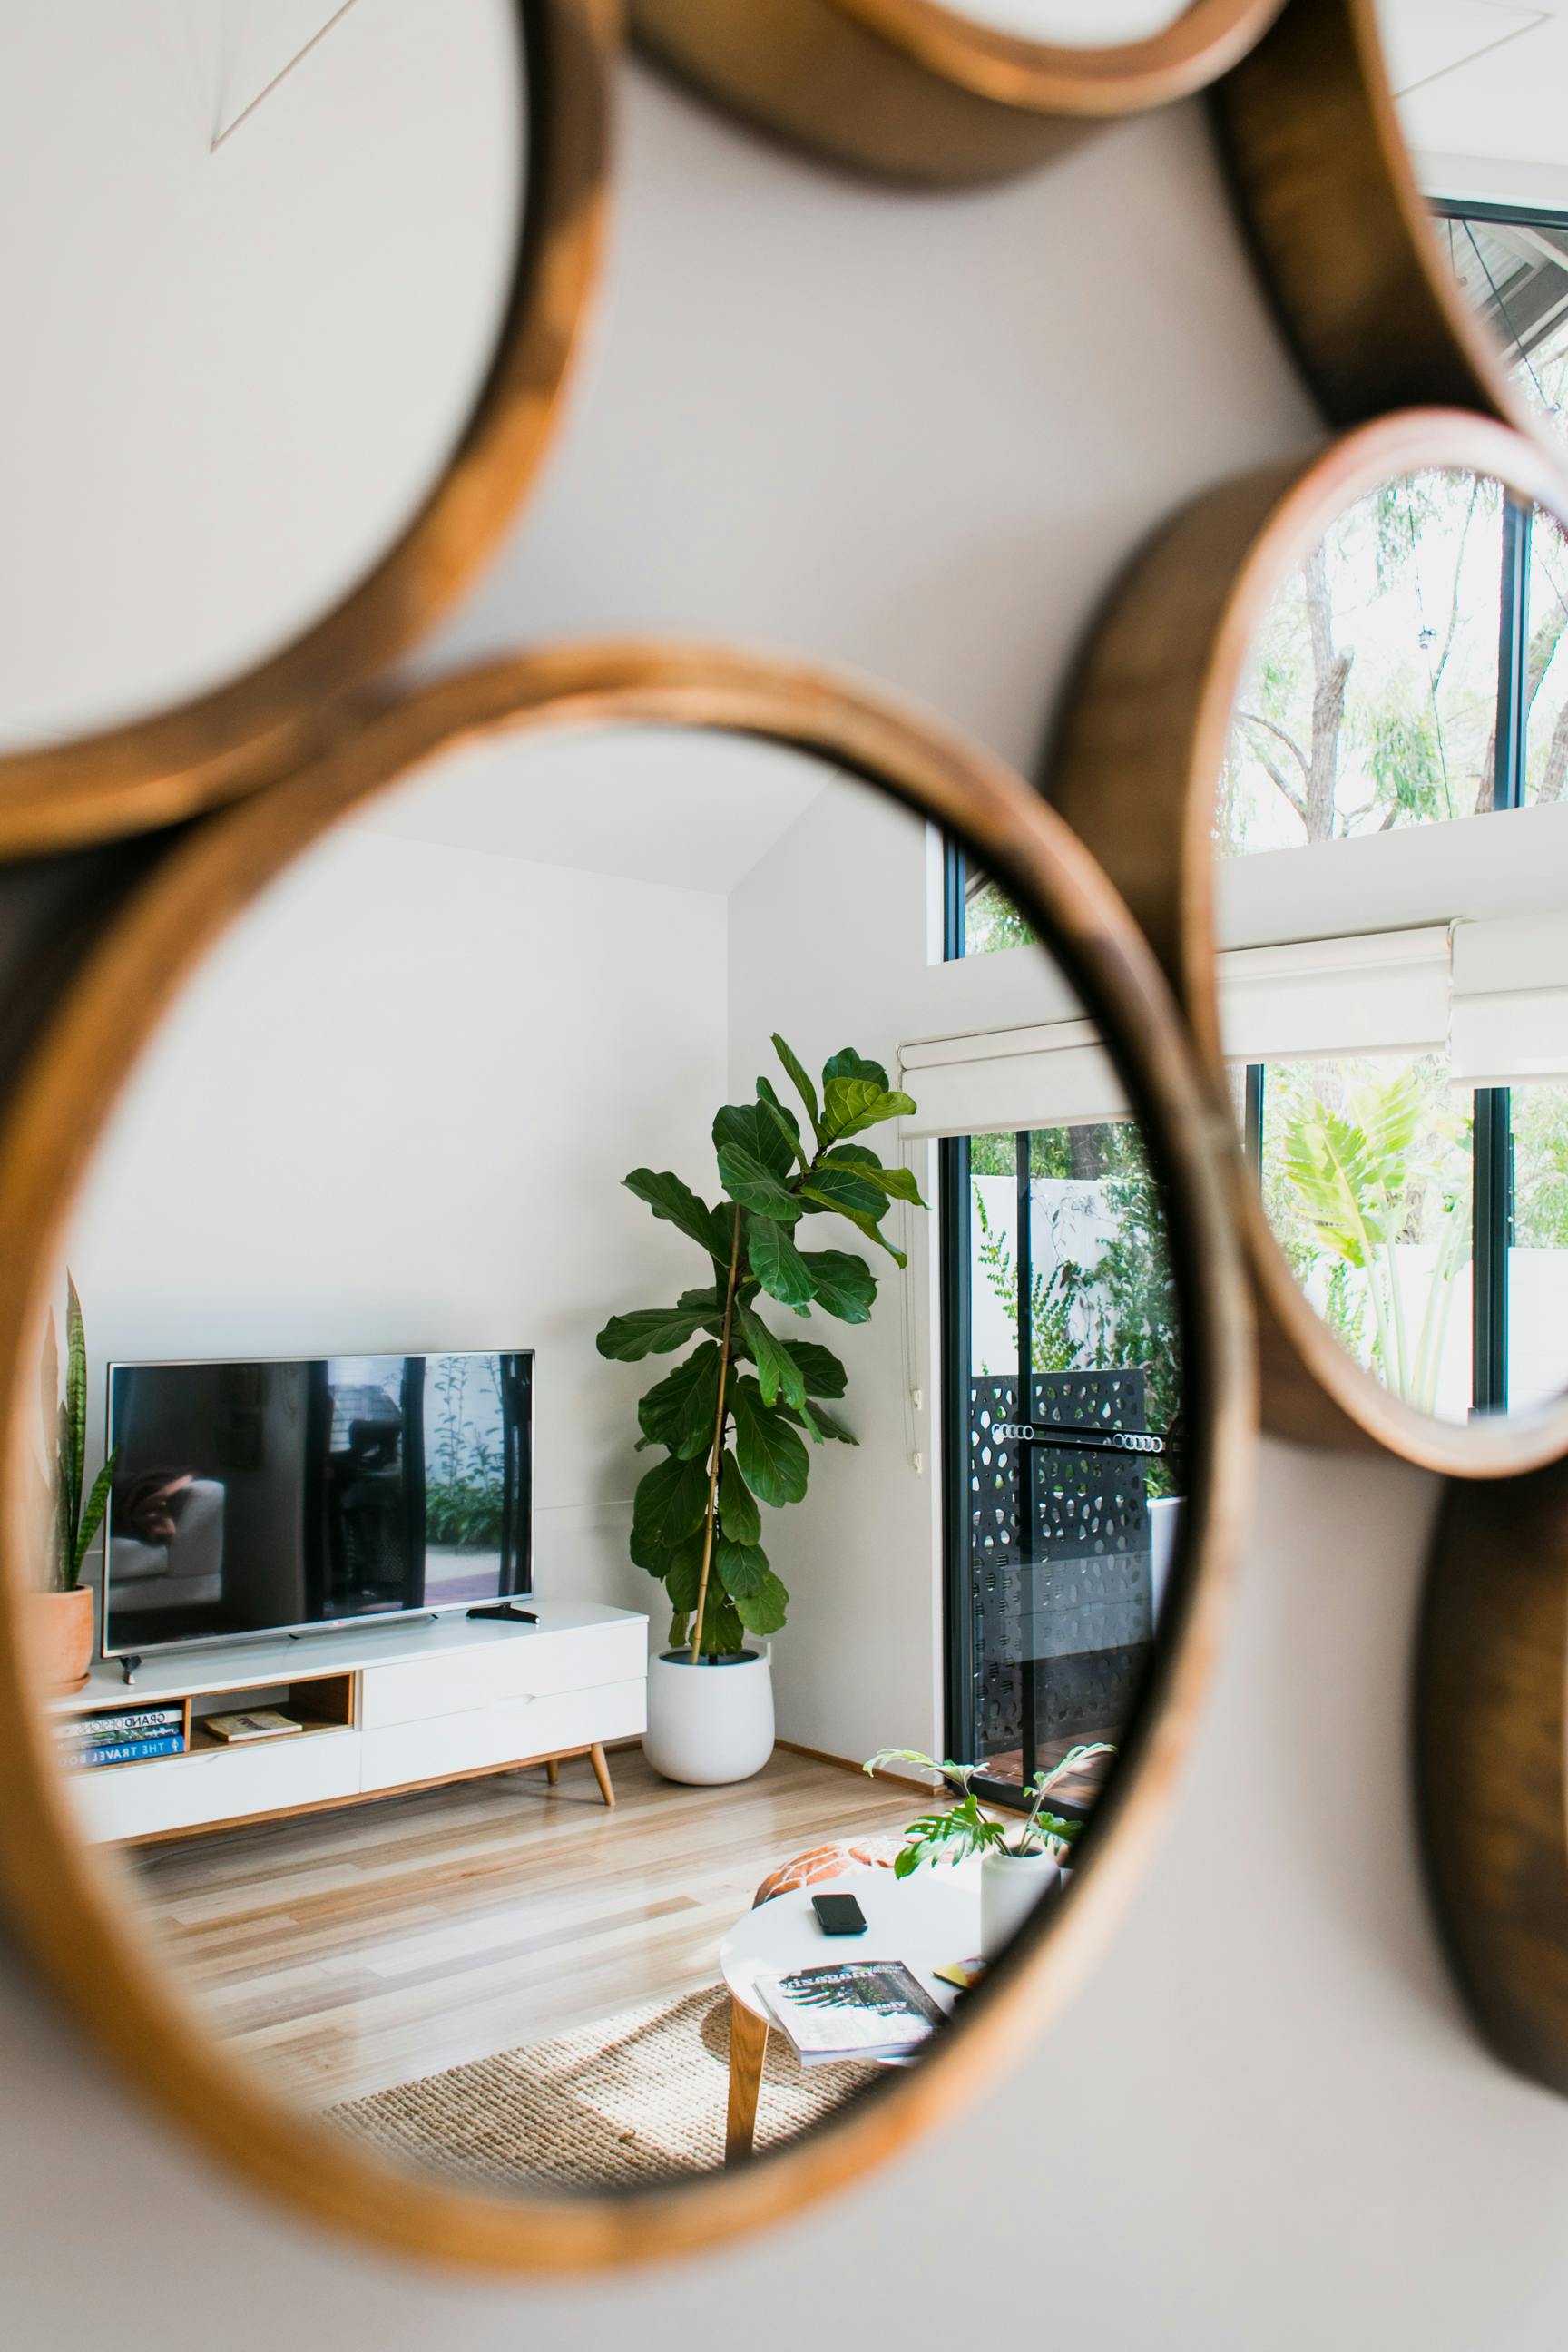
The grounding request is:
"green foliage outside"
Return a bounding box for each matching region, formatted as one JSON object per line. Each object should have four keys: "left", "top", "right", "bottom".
{"left": 425, "top": 1357, "right": 505, "bottom": 1551}
{"left": 597, "top": 1038, "right": 929, "bottom": 1661}
{"left": 1514, "top": 1086, "right": 1568, "bottom": 1250}
{"left": 1263, "top": 1058, "right": 1471, "bottom": 1412}
{"left": 970, "top": 1122, "right": 1183, "bottom": 1495}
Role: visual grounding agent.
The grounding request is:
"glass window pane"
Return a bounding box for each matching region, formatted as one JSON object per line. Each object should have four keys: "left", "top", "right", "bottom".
{"left": 1221, "top": 471, "right": 1506, "bottom": 854}
{"left": 1259, "top": 1054, "right": 1474, "bottom": 1417}
{"left": 963, "top": 869, "right": 1034, "bottom": 957}
{"left": 1525, "top": 505, "right": 1568, "bottom": 806}
{"left": 1510, "top": 1083, "right": 1568, "bottom": 1412}
{"left": 1437, "top": 211, "right": 1568, "bottom": 453}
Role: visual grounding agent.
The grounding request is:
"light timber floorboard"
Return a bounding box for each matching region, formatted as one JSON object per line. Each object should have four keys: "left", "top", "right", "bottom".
{"left": 122, "top": 1748, "right": 918, "bottom": 2104}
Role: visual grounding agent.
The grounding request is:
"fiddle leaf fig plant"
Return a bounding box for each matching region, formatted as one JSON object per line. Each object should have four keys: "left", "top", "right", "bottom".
{"left": 863, "top": 1743, "right": 1117, "bottom": 1874}
{"left": 597, "top": 1037, "right": 926, "bottom": 1662}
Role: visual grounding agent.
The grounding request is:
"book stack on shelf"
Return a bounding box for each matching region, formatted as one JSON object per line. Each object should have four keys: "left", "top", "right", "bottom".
{"left": 56, "top": 1706, "right": 187, "bottom": 1770}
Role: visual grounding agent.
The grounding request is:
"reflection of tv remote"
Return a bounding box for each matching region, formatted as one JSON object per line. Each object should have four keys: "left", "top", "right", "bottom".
{"left": 992, "top": 1424, "right": 1165, "bottom": 1456}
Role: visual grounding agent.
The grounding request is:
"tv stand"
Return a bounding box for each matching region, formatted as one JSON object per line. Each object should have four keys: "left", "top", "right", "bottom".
{"left": 466, "top": 1601, "right": 538, "bottom": 1626}
{"left": 54, "top": 1603, "right": 646, "bottom": 1846}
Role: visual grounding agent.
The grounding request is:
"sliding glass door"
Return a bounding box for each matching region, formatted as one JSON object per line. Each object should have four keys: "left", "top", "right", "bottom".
{"left": 941, "top": 1122, "right": 1185, "bottom": 1818}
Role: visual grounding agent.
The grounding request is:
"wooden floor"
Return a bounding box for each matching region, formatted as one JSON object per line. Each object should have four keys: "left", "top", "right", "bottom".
{"left": 126, "top": 1747, "right": 919, "bottom": 2106}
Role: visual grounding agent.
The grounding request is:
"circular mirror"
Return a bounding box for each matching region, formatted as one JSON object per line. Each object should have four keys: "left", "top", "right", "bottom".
{"left": 0, "top": 647, "right": 1250, "bottom": 2267}
{"left": 1215, "top": 0, "right": 1568, "bottom": 454}
{"left": 631, "top": 0, "right": 1285, "bottom": 188}
{"left": 1053, "top": 409, "right": 1568, "bottom": 1473}
{"left": 0, "top": 2, "right": 609, "bottom": 856}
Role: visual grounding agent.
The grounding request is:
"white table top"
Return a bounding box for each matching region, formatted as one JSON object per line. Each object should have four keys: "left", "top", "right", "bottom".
{"left": 720, "top": 1864, "right": 981, "bottom": 2059}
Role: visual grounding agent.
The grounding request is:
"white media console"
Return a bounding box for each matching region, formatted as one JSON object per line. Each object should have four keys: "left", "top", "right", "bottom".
{"left": 51, "top": 1600, "right": 649, "bottom": 1845}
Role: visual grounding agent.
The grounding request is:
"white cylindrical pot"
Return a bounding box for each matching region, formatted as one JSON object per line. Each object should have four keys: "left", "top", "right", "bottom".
{"left": 643, "top": 1647, "right": 775, "bottom": 1786}
{"left": 980, "top": 1846, "right": 1063, "bottom": 1959}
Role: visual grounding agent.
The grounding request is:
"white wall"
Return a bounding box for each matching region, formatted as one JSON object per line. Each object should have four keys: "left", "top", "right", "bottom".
{"left": 15, "top": 49, "right": 1568, "bottom": 2352}
{"left": 64, "top": 816, "right": 730, "bottom": 1621}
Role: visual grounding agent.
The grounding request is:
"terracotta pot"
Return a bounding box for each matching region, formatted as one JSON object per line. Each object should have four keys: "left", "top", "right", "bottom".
{"left": 28, "top": 1584, "right": 94, "bottom": 1693}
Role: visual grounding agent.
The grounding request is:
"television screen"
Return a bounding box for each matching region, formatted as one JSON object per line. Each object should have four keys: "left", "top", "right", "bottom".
{"left": 103, "top": 1351, "right": 532, "bottom": 1660}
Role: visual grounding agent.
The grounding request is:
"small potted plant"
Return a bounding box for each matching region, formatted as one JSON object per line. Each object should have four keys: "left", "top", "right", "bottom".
{"left": 31, "top": 1275, "right": 115, "bottom": 1693}
{"left": 864, "top": 1742, "right": 1115, "bottom": 1957}
{"left": 598, "top": 1035, "right": 926, "bottom": 1785}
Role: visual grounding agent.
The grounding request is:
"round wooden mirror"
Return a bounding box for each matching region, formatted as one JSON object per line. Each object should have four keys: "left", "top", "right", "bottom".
{"left": 0, "top": 643, "right": 1252, "bottom": 2269}
{"left": 1052, "top": 408, "right": 1568, "bottom": 1475}
{"left": 0, "top": 1, "right": 610, "bottom": 857}
{"left": 1215, "top": 0, "right": 1568, "bottom": 459}
{"left": 632, "top": 0, "right": 1285, "bottom": 185}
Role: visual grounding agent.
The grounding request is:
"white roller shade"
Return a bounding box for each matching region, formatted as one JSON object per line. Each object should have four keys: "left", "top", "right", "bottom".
{"left": 1452, "top": 912, "right": 1568, "bottom": 1090}
{"left": 897, "top": 1019, "right": 1128, "bottom": 1140}
{"left": 1217, "top": 926, "right": 1452, "bottom": 1064}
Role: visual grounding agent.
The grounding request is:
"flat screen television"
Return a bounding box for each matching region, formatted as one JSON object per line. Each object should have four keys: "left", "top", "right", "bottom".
{"left": 102, "top": 1351, "right": 533, "bottom": 1661}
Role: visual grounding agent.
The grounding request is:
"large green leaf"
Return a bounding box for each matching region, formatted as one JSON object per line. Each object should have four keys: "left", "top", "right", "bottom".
{"left": 773, "top": 1034, "right": 823, "bottom": 1143}
{"left": 714, "top": 1536, "right": 769, "bottom": 1600}
{"left": 755, "top": 1079, "right": 808, "bottom": 1171}
{"left": 693, "top": 1594, "right": 747, "bottom": 1658}
{"left": 637, "top": 1342, "right": 721, "bottom": 1459}
{"left": 787, "top": 1340, "right": 848, "bottom": 1399}
{"left": 713, "top": 1102, "right": 802, "bottom": 1221}
{"left": 800, "top": 1164, "right": 887, "bottom": 1220}
{"left": 825, "top": 1143, "right": 927, "bottom": 1208}
{"left": 596, "top": 1302, "right": 715, "bottom": 1360}
{"left": 823, "top": 1048, "right": 889, "bottom": 1088}
{"left": 63, "top": 1271, "right": 85, "bottom": 1560}
{"left": 662, "top": 1529, "right": 708, "bottom": 1612}
{"left": 731, "top": 1377, "right": 811, "bottom": 1505}
{"left": 630, "top": 1453, "right": 710, "bottom": 1567}
{"left": 734, "top": 1568, "right": 789, "bottom": 1638}
{"left": 799, "top": 1249, "right": 877, "bottom": 1322}
{"left": 734, "top": 1301, "right": 806, "bottom": 1410}
{"left": 74, "top": 1453, "right": 117, "bottom": 1580}
{"left": 718, "top": 1450, "right": 761, "bottom": 1545}
{"left": 822, "top": 1075, "right": 916, "bottom": 1142}
{"left": 748, "top": 1215, "right": 816, "bottom": 1309}
{"left": 623, "top": 1168, "right": 732, "bottom": 1265}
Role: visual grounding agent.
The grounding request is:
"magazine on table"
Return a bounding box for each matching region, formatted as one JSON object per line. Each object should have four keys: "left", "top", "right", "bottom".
{"left": 754, "top": 1960, "right": 946, "bottom": 2065}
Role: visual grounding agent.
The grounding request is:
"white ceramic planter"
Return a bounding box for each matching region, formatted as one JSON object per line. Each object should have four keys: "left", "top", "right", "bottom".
{"left": 643, "top": 1646, "right": 775, "bottom": 1786}
{"left": 980, "top": 1846, "right": 1063, "bottom": 1959}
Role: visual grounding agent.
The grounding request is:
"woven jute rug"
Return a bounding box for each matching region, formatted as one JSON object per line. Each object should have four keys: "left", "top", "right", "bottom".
{"left": 324, "top": 1987, "right": 870, "bottom": 2191}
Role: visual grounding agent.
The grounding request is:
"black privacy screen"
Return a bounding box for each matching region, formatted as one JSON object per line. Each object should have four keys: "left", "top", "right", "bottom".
{"left": 103, "top": 1352, "right": 532, "bottom": 1657}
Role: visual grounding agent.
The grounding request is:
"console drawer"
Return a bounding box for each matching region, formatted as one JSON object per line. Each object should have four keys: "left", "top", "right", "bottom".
{"left": 69, "top": 1729, "right": 360, "bottom": 1843}
{"left": 357, "top": 1677, "right": 646, "bottom": 1793}
{"left": 358, "top": 1619, "right": 646, "bottom": 1728}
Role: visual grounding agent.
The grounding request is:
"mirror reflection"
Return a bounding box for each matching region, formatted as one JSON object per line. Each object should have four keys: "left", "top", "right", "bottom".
{"left": 1215, "top": 463, "right": 1568, "bottom": 1424}
{"left": 1378, "top": 0, "right": 1568, "bottom": 448}
{"left": 937, "top": 0, "right": 1191, "bottom": 41}
{"left": 34, "top": 730, "right": 1187, "bottom": 2192}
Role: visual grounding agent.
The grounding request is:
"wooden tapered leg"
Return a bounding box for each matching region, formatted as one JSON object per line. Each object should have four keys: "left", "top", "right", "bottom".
{"left": 544, "top": 1758, "right": 558, "bottom": 1787}
{"left": 726, "top": 1996, "right": 768, "bottom": 2162}
{"left": 588, "top": 1741, "right": 614, "bottom": 1808}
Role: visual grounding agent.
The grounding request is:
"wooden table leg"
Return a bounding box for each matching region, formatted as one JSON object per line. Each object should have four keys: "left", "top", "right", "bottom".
{"left": 726, "top": 1996, "right": 768, "bottom": 2162}
{"left": 589, "top": 1741, "right": 615, "bottom": 1808}
{"left": 544, "top": 1757, "right": 558, "bottom": 1787}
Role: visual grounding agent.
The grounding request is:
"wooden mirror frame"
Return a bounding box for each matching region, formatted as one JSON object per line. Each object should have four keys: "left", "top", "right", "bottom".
{"left": 0, "top": 0, "right": 612, "bottom": 863}
{"left": 1049, "top": 407, "right": 1568, "bottom": 1476}
{"left": 0, "top": 642, "right": 1254, "bottom": 2273}
{"left": 632, "top": 0, "right": 1286, "bottom": 186}
{"left": 1418, "top": 1458, "right": 1568, "bottom": 2098}
{"left": 1212, "top": 0, "right": 1544, "bottom": 442}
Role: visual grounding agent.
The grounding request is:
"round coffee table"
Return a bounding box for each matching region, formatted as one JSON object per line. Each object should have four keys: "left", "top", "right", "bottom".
{"left": 718, "top": 1863, "right": 979, "bottom": 2161}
